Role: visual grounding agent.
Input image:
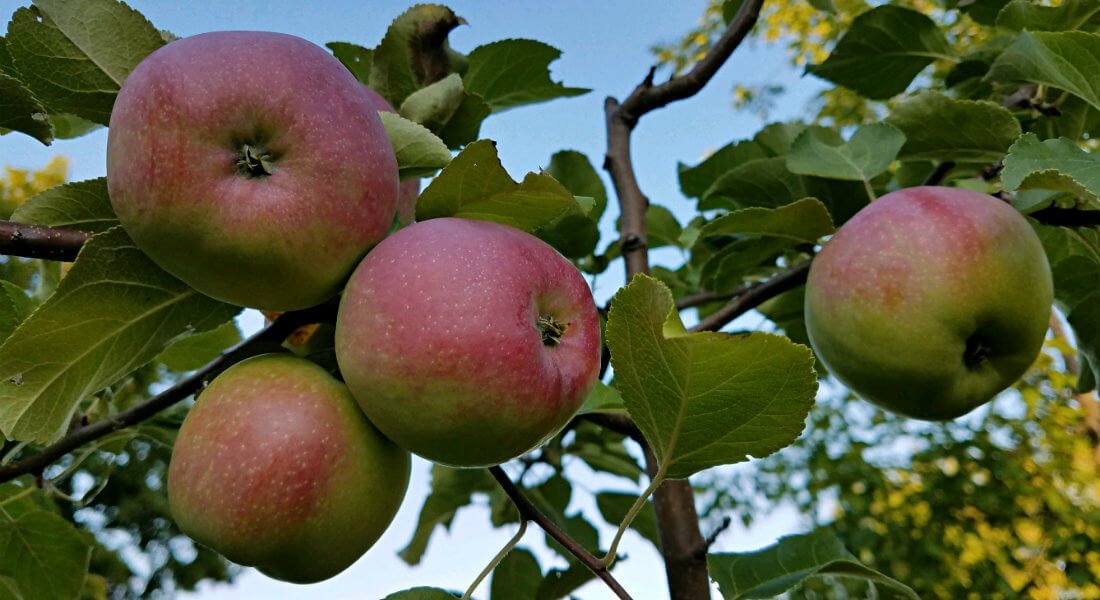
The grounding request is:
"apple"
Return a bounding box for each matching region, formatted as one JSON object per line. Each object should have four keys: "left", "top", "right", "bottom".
{"left": 107, "top": 31, "right": 398, "bottom": 310}
{"left": 361, "top": 85, "right": 420, "bottom": 226}
{"left": 804, "top": 186, "right": 1053, "bottom": 420}
{"left": 167, "top": 354, "right": 410, "bottom": 583}
{"left": 335, "top": 218, "right": 601, "bottom": 467}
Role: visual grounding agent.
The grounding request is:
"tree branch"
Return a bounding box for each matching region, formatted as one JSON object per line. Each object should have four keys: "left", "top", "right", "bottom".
{"left": 690, "top": 261, "right": 811, "bottom": 333}
{"left": 1030, "top": 207, "right": 1100, "bottom": 228}
{"left": 488, "top": 466, "right": 633, "bottom": 600}
{"left": 922, "top": 161, "right": 955, "bottom": 186}
{"left": 0, "top": 304, "right": 336, "bottom": 484}
{"left": 0, "top": 220, "right": 90, "bottom": 262}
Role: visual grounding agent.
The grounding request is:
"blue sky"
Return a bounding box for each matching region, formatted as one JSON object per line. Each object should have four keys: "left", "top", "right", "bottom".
{"left": 0, "top": 1, "right": 828, "bottom": 598}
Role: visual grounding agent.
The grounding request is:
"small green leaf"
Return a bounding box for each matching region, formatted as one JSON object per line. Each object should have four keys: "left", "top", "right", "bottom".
{"left": 886, "top": 92, "right": 1022, "bottom": 162}
{"left": 157, "top": 320, "right": 241, "bottom": 372}
{"left": 490, "top": 548, "right": 542, "bottom": 600}
{"left": 399, "top": 465, "right": 497, "bottom": 565}
{"left": 6, "top": 0, "right": 166, "bottom": 124}
{"left": 997, "top": 0, "right": 1100, "bottom": 32}
{"left": 0, "top": 228, "right": 239, "bottom": 443}
{"left": 701, "top": 237, "right": 794, "bottom": 294}
{"left": 326, "top": 41, "right": 372, "bottom": 83}
{"left": 1002, "top": 133, "right": 1100, "bottom": 207}
{"left": 0, "top": 73, "right": 51, "bottom": 144}
{"left": 370, "top": 4, "right": 464, "bottom": 107}
{"left": 532, "top": 150, "right": 605, "bottom": 259}
{"left": 787, "top": 123, "right": 905, "bottom": 182}
{"left": 416, "top": 140, "right": 581, "bottom": 232}
{"left": 700, "top": 198, "right": 835, "bottom": 243}
{"left": 399, "top": 73, "right": 466, "bottom": 132}
{"left": 806, "top": 5, "right": 953, "bottom": 100}
{"left": 382, "top": 588, "right": 460, "bottom": 600}
{"left": 596, "top": 492, "right": 660, "bottom": 549}
{"left": 708, "top": 529, "right": 920, "bottom": 599}
{"left": 678, "top": 141, "right": 769, "bottom": 199}
{"left": 606, "top": 275, "right": 817, "bottom": 479}
{"left": 545, "top": 150, "right": 607, "bottom": 221}
{"left": 463, "top": 39, "right": 588, "bottom": 112}
{"left": 577, "top": 382, "right": 626, "bottom": 415}
{"left": 437, "top": 92, "right": 491, "bottom": 149}
{"left": 0, "top": 510, "right": 93, "bottom": 600}
{"left": 46, "top": 113, "right": 99, "bottom": 139}
{"left": 987, "top": 31, "right": 1100, "bottom": 112}
{"left": 646, "top": 204, "right": 683, "bottom": 248}
{"left": 10, "top": 177, "right": 117, "bottom": 232}
{"left": 378, "top": 111, "right": 452, "bottom": 179}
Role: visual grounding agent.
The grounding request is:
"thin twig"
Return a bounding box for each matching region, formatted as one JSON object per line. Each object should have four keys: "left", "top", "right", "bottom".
{"left": 0, "top": 304, "right": 336, "bottom": 484}
{"left": 690, "top": 261, "right": 811, "bottom": 333}
{"left": 461, "top": 520, "right": 528, "bottom": 600}
{"left": 922, "top": 161, "right": 956, "bottom": 186}
{"left": 575, "top": 412, "right": 645, "bottom": 444}
{"left": 488, "top": 466, "right": 633, "bottom": 600}
{"left": 0, "top": 220, "right": 90, "bottom": 262}
{"left": 1030, "top": 207, "right": 1100, "bottom": 227}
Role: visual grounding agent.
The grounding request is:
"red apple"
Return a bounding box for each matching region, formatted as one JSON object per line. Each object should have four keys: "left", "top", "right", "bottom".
{"left": 167, "top": 354, "right": 410, "bottom": 583}
{"left": 335, "top": 218, "right": 601, "bottom": 467}
{"left": 804, "top": 186, "right": 1053, "bottom": 420}
{"left": 107, "top": 31, "right": 398, "bottom": 310}
{"left": 361, "top": 85, "right": 420, "bottom": 226}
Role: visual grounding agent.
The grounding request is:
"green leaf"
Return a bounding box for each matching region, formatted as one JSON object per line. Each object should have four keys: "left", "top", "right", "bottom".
{"left": 886, "top": 92, "right": 1022, "bottom": 162}
{"left": 545, "top": 150, "right": 607, "bottom": 221}
{"left": 708, "top": 529, "right": 920, "bottom": 600}
{"left": 157, "top": 320, "right": 241, "bottom": 372}
{"left": 0, "top": 73, "right": 51, "bottom": 144}
{"left": 577, "top": 381, "right": 626, "bottom": 415}
{"left": 961, "top": 0, "right": 1013, "bottom": 26}
{"left": 437, "top": 93, "right": 491, "bottom": 149}
{"left": 987, "top": 31, "right": 1100, "bottom": 112}
{"left": 370, "top": 4, "right": 464, "bottom": 107}
{"left": 700, "top": 198, "right": 835, "bottom": 243}
{"left": 536, "top": 561, "right": 595, "bottom": 600}
{"left": 399, "top": 73, "right": 466, "bottom": 132}
{"left": 700, "top": 237, "right": 794, "bottom": 293}
{"left": 399, "top": 465, "right": 497, "bottom": 565}
{"left": 997, "top": 0, "right": 1100, "bottom": 32}
{"left": 0, "top": 510, "right": 93, "bottom": 600}
{"left": 382, "top": 588, "right": 459, "bottom": 600}
{"left": 596, "top": 492, "right": 660, "bottom": 549}
{"left": 490, "top": 548, "right": 542, "bottom": 600}
{"left": 0, "top": 283, "right": 33, "bottom": 328}
{"left": 6, "top": 0, "right": 165, "bottom": 124}
{"left": 326, "top": 41, "right": 372, "bottom": 83}
{"left": 0, "top": 227, "right": 239, "bottom": 443}
{"left": 702, "top": 157, "right": 867, "bottom": 225}
{"left": 786, "top": 123, "right": 905, "bottom": 182}
{"left": 646, "top": 204, "right": 683, "bottom": 248}
{"left": 1035, "top": 225, "right": 1100, "bottom": 389}
{"left": 806, "top": 5, "right": 953, "bottom": 100}
{"left": 605, "top": 275, "right": 817, "bottom": 479}
{"left": 416, "top": 140, "right": 581, "bottom": 232}
{"left": 678, "top": 141, "right": 769, "bottom": 199}
{"left": 0, "top": 577, "right": 22, "bottom": 600}
{"left": 754, "top": 122, "right": 841, "bottom": 157}
{"left": 1001, "top": 133, "right": 1100, "bottom": 207}
{"left": 463, "top": 39, "right": 588, "bottom": 112}
{"left": 10, "top": 178, "right": 117, "bottom": 233}
{"left": 46, "top": 113, "right": 99, "bottom": 139}
{"left": 378, "top": 111, "right": 452, "bottom": 179}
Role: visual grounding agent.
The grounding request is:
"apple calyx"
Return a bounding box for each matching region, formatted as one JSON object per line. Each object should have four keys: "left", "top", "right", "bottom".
{"left": 963, "top": 334, "right": 991, "bottom": 369}
{"left": 538, "top": 315, "right": 567, "bottom": 347}
{"left": 235, "top": 143, "right": 275, "bottom": 178}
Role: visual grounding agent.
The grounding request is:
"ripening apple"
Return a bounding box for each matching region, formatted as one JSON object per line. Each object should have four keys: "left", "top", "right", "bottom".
{"left": 167, "top": 354, "right": 410, "bottom": 583}
{"left": 360, "top": 85, "right": 420, "bottom": 226}
{"left": 804, "top": 186, "right": 1053, "bottom": 420}
{"left": 335, "top": 218, "right": 601, "bottom": 467}
{"left": 107, "top": 31, "right": 398, "bottom": 310}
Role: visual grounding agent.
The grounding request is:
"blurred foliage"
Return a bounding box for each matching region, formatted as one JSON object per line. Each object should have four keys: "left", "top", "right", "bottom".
{"left": 698, "top": 332, "right": 1100, "bottom": 599}
{"left": 0, "top": 156, "right": 67, "bottom": 219}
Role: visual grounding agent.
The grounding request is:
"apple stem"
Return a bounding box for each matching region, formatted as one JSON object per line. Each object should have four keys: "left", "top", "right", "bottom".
{"left": 460, "top": 519, "right": 527, "bottom": 600}
{"left": 538, "top": 315, "right": 567, "bottom": 347}
{"left": 964, "top": 334, "right": 991, "bottom": 368}
{"left": 235, "top": 143, "right": 275, "bottom": 178}
{"left": 600, "top": 462, "right": 668, "bottom": 569}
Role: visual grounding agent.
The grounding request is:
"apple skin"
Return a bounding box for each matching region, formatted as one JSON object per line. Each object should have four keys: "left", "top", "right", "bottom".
{"left": 360, "top": 85, "right": 420, "bottom": 226}
{"left": 804, "top": 186, "right": 1053, "bottom": 420}
{"left": 167, "top": 354, "right": 410, "bottom": 583}
{"left": 334, "top": 218, "right": 601, "bottom": 467}
{"left": 107, "top": 31, "right": 398, "bottom": 310}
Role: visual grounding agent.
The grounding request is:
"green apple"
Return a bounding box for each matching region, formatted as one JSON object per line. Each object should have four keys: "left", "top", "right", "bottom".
{"left": 334, "top": 218, "right": 602, "bottom": 467}
{"left": 804, "top": 186, "right": 1053, "bottom": 420}
{"left": 107, "top": 31, "right": 398, "bottom": 310}
{"left": 167, "top": 354, "right": 410, "bottom": 583}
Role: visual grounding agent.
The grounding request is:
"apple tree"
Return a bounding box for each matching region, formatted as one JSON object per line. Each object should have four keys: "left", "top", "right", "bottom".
{"left": 0, "top": 1, "right": 1097, "bottom": 599}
